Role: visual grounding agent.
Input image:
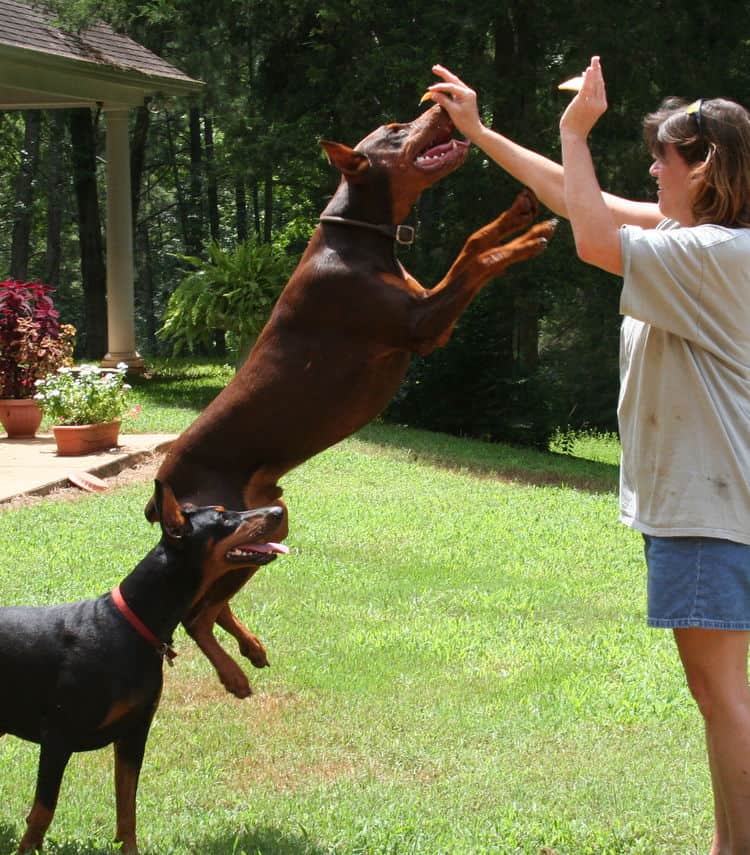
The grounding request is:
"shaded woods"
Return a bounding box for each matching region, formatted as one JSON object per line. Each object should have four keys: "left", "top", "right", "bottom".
{"left": 2, "top": 0, "right": 750, "bottom": 444}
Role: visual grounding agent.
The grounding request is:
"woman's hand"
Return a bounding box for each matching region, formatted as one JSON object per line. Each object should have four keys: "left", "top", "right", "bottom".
{"left": 426, "top": 65, "right": 485, "bottom": 141}
{"left": 559, "top": 56, "right": 608, "bottom": 140}
{"left": 558, "top": 56, "right": 622, "bottom": 274}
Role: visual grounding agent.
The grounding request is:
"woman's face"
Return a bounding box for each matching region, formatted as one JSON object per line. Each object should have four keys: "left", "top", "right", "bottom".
{"left": 649, "top": 143, "right": 696, "bottom": 225}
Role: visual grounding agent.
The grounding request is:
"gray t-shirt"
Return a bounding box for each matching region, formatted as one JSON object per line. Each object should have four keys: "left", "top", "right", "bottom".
{"left": 618, "top": 220, "right": 750, "bottom": 544}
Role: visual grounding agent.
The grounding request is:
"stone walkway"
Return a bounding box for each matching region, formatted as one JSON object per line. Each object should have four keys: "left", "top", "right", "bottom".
{"left": 0, "top": 433, "right": 176, "bottom": 503}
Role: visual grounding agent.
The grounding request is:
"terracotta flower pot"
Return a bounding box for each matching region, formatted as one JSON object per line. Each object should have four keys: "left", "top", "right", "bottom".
{"left": 52, "top": 421, "right": 121, "bottom": 456}
{"left": 0, "top": 398, "right": 43, "bottom": 438}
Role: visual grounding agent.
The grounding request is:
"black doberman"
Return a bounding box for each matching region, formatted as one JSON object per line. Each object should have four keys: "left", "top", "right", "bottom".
{"left": 0, "top": 481, "right": 287, "bottom": 855}
{"left": 147, "top": 103, "right": 557, "bottom": 698}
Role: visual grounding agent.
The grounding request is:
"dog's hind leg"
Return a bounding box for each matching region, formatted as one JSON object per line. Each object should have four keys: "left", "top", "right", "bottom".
{"left": 18, "top": 742, "right": 71, "bottom": 853}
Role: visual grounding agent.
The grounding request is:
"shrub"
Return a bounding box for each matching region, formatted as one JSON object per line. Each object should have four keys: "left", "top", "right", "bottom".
{"left": 159, "top": 239, "right": 293, "bottom": 358}
{"left": 0, "top": 279, "right": 75, "bottom": 398}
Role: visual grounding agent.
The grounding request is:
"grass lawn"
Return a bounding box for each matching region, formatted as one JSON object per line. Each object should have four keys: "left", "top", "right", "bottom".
{"left": 0, "top": 370, "right": 711, "bottom": 854}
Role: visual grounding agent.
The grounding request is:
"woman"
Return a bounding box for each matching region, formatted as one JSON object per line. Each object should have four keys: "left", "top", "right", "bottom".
{"left": 428, "top": 58, "right": 750, "bottom": 854}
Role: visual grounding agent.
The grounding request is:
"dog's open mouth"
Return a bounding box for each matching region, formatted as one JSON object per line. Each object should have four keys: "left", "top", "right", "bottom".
{"left": 225, "top": 541, "right": 290, "bottom": 565}
{"left": 415, "top": 137, "right": 469, "bottom": 172}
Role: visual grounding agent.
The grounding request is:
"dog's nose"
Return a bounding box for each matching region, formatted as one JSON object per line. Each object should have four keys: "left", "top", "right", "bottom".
{"left": 243, "top": 505, "right": 284, "bottom": 521}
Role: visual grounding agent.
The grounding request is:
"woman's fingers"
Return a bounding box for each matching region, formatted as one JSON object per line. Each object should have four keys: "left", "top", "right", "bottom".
{"left": 431, "top": 64, "right": 462, "bottom": 84}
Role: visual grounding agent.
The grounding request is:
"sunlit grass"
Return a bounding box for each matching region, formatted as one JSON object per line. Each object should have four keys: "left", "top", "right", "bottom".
{"left": 0, "top": 423, "right": 710, "bottom": 854}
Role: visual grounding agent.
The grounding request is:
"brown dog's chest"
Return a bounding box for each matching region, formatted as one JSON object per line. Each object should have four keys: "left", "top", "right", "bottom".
{"left": 274, "top": 243, "right": 424, "bottom": 352}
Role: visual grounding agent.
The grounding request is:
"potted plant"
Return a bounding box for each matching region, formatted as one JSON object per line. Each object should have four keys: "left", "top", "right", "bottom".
{"left": 34, "top": 363, "right": 134, "bottom": 456}
{"left": 0, "top": 279, "right": 75, "bottom": 438}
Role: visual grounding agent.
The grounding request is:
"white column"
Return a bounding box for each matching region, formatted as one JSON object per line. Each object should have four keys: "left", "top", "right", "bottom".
{"left": 101, "top": 108, "right": 144, "bottom": 371}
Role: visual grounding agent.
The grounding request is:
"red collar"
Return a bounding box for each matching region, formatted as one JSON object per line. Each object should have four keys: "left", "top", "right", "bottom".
{"left": 111, "top": 585, "right": 177, "bottom": 665}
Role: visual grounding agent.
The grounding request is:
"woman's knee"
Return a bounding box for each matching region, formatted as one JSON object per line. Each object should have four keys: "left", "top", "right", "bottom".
{"left": 683, "top": 667, "right": 720, "bottom": 718}
{"left": 674, "top": 629, "right": 750, "bottom": 720}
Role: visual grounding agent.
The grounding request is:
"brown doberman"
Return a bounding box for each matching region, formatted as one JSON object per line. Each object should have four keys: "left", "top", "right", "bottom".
{"left": 146, "top": 103, "right": 557, "bottom": 698}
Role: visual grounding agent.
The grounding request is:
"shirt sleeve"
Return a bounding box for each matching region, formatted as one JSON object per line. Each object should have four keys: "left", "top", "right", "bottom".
{"left": 620, "top": 223, "right": 750, "bottom": 369}
{"left": 620, "top": 222, "right": 704, "bottom": 344}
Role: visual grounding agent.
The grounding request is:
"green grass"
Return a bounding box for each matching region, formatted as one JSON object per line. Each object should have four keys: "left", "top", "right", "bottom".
{"left": 124, "top": 359, "right": 236, "bottom": 434}
{"left": 0, "top": 380, "right": 712, "bottom": 854}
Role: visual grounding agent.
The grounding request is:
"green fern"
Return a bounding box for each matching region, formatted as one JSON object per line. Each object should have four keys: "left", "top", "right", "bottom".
{"left": 159, "top": 239, "right": 294, "bottom": 356}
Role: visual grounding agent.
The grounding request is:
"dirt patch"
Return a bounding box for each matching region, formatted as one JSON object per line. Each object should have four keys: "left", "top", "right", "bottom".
{"left": 0, "top": 451, "right": 164, "bottom": 513}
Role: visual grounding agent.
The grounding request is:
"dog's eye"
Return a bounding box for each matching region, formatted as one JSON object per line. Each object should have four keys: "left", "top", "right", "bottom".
{"left": 385, "top": 123, "right": 407, "bottom": 136}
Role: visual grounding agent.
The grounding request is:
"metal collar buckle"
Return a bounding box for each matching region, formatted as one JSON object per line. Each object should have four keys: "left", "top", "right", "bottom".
{"left": 394, "top": 225, "right": 415, "bottom": 245}
{"left": 160, "top": 642, "right": 177, "bottom": 666}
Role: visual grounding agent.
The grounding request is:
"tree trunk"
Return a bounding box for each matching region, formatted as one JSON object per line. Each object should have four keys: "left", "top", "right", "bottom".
{"left": 165, "top": 111, "right": 190, "bottom": 251}
{"left": 204, "top": 113, "right": 220, "bottom": 242}
{"left": 136, "top": 222, "right": 157, "bottom": 351}
{"left": 69, "top": 108, "right": 107, "bottom": 359}
{"left": 186, "top": 104, "right": 203, "bottom": 256}
{"left": 263, "top": 166, "right": 273, "bottom": 243}
{"left": 516, "top": 287, "right": 540, "bottom": 371}
{"left": 235, "top": 178, "right": 248, "bottom": 242}
{"left": 252, "top": 178, "right": 261, "bottom": 237}
{"left": 491, "top": 3, "right": 541, "bottom": 374}
{"left": 10, "top": 109, "right": 41, "bottom": 281}
{"left": 203, "top": 112, "right": 225, "bottom": 355}
{"left": 44, "top": 111, "right": 65, "bottom": 288}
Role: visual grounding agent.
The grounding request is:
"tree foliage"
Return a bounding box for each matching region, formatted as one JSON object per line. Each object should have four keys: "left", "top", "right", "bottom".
{"left": 3, "top": 0, "right": 750, "bottom": 442}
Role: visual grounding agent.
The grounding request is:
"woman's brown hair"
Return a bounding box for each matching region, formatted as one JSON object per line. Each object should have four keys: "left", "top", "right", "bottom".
{"left": 643, "top": 96, "right": 750, "bottom": 227}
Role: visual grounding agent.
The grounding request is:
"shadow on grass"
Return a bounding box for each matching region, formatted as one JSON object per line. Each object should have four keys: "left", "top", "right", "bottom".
{"left": 195, "top": 825, "right": 327, "bottom": 855}
{"left": 129, "top": 359, "right": 618, "bottom": 496}
{"left": 0, "top": 822, "right": 18, "bottom": 853}
{"left": 0, "top": 822, "right": 326, "bottom": 855}
{"left": 357, "top": 421, "right": 619, "bottom": 494}
{"left": 128, "top": 373, "right": 226, "bottom": 413}
{"left": 0, "top": 823, "right": 120, "bottom": 855}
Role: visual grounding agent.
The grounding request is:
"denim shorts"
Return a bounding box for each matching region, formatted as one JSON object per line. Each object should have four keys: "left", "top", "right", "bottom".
{"left": 644, "top": 535, "right": 750, "bottom": 630}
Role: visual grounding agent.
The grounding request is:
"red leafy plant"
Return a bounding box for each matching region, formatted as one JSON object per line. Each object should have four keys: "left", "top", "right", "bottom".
{"left": 0, "top": 279, "right": 76, "bottom": 399}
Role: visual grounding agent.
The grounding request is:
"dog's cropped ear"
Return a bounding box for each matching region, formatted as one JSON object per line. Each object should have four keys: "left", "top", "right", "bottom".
{"left": 153, "top": 480, "right": 191, "bottom": 542}
{"left": 320, "top": 141, "right": 370, "bottom": 181}
{"left": 144, "top": 493, "right": 159, "bottom": 523}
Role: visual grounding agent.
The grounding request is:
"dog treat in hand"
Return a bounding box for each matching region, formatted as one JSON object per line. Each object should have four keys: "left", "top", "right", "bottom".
{"left": 558, "top": 75, "right": 584, "bottom": 92}
{"left": 419, "top": 90, "right": 434, "bottom": 105}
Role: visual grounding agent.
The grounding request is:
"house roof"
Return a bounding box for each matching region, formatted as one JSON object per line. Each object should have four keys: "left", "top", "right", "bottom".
{"left": 0, "top": 0, "right": 203, "bottom": 110}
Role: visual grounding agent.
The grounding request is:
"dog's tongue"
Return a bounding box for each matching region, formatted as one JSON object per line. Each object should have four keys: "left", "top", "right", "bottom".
{"left": 251, "top": 542, "right": 290, "bottom": 555}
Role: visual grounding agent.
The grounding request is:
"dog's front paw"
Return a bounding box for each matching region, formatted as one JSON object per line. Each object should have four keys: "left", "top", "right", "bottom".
{"left": 238, "top": 633, "right": 270, "bottom": 669}
{"left": 513, "top": 187, "right": 539, "bottom": 218}
{"left": 219, "top": 664, "right": 253, "bottom": 699}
